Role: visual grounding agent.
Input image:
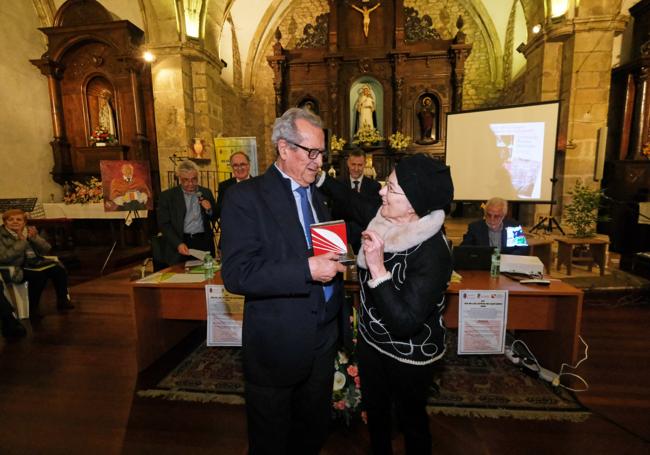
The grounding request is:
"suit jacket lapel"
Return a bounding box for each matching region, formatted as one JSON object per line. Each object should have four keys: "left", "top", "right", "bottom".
{"left": 259, "top": 166, "right": 310, "bottom": 258}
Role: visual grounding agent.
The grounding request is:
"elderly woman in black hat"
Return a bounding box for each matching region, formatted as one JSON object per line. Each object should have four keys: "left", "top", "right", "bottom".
{"left": 318, "top": 153, "right": 454, "bottom": 455}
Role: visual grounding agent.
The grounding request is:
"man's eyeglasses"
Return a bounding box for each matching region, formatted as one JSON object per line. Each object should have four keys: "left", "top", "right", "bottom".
{"left": 231, "top": 163, "right": 249, "bottom": 169}
{"left": 288, "top": 141, "right": 328, "bottom": 160}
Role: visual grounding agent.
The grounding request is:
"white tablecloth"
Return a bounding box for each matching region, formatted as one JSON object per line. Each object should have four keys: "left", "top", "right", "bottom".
{"left": 41, "top": 203, "right": 147, "bottom": 219}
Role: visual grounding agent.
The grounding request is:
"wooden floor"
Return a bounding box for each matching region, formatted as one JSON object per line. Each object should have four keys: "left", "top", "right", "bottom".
{"left": 1, "top": 260, "right": 649, "bottom": 454}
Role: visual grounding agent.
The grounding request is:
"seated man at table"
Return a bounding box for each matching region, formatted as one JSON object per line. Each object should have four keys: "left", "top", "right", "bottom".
{"left": 156, "top": 160, "right": 217, "bottom": 268}
{"left": 460, "top": 197, "right": 528, "bottom": 255}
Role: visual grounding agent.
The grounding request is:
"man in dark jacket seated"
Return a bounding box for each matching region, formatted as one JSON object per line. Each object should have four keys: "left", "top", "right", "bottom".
{"left": 460, "top": 197, "right": 529, "bottom": 255}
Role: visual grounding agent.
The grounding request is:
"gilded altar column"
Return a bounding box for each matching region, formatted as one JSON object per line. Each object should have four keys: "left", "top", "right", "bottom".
{"left": 30, "top": 57, "right": 72, "bottom": 183}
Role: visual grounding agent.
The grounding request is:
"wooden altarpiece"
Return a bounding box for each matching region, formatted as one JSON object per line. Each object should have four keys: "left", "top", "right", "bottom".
{"left": 268, "top": 0, "right": 471, "bottom": 179}
{"left": 30, "top": 0, "right": 158, "bottom": 186}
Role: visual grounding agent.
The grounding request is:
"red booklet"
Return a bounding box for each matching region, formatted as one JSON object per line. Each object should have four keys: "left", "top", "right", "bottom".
{"left": 310, "top": 220, "right": 348, "bottom": 256}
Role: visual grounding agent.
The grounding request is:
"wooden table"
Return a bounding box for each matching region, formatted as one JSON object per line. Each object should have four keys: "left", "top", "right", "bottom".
{"left": 131, "top": 268, "right": 583, "bottom": 373}
{"left": 448, "top": 271, "right": 583, "bottom": 371}
{"left": 526, "top": 237, "right": 554, "bottom": 274}
{"left": 556, "top": 236, "right": 609, "bottom": 276}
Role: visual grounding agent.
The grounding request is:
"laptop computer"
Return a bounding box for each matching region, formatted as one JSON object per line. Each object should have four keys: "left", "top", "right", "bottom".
{"left": 452, "top": 245, "right": 494, "bottom": 271}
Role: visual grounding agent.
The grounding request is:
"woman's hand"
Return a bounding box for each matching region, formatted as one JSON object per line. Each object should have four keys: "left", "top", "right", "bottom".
{"left": 362, "top": 229, "right": 387, "bottom": 279}
{"left": 26, "top": 226, "right": 38, "bottom": 239}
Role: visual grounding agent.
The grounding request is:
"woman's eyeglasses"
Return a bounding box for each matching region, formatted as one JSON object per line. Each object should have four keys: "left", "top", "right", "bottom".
{"left": 288, "top": 141, "right": 328, "bottom": 160}
{"left": 386, "top": 181, "right": 405, "bottom": 195}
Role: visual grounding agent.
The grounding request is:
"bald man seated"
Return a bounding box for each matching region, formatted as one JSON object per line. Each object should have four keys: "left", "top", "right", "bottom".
{"left": 460, "top": 197, "right": 529, "bottom": 255}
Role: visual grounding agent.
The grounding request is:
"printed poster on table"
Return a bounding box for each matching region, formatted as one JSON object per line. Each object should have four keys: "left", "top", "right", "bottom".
{"left": 458, "top": 290, "right": 508, "bottom": 355}
{"left": 205, "top": 285, "right": 244, "bottom": 346}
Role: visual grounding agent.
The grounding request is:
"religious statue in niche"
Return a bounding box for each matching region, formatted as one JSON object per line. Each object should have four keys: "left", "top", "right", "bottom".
{"left": 87, "top": 77, "right": 118, "bottom": 144}
{"left": 98, "top": 90, "right": 117, "bottom": 137}
{"left": 354, "top": 84, "right": 377, "bottom": 133}
{"left": 416, "top": 95, "right": 438, "bottom": 144}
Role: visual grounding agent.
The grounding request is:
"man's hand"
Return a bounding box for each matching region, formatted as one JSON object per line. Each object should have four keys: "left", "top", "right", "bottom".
{"left": 177, "top": 243, "right": 190, "bottom": 256}
{"left": 308, "top": 252, "right": 346, "bottom": 283}
{"left": 200, "top": 199, "right": 212, "bottom": 211}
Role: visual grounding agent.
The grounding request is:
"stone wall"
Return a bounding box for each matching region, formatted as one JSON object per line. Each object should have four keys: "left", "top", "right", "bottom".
{"left": 0, "top": 2, "right": 61, "bottom": 201}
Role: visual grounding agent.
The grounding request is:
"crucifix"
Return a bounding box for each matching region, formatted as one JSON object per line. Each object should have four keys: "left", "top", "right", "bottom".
{"left": 349, "top": 2, "right": 381, "bottom": 38}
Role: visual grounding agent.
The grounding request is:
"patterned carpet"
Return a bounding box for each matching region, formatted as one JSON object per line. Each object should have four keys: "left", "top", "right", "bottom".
{"left": 137, "top": 338, "right": 590, "bottom": 422}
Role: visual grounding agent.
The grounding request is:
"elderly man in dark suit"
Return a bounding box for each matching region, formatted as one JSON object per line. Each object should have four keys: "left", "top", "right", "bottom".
{"left": 220, "top": 107, "right": 346, "bottom": 455}
{"left": 156, "top": 160, "right": 217, "bottom": 267}
{"left": 215, "top": 151, "right": 251, "bottom": 220}
{"left": 460, "top": 197, "right": 528, "bottom": 255}
{"left": 333, "top": 148, "right": 381, "bottom": 252}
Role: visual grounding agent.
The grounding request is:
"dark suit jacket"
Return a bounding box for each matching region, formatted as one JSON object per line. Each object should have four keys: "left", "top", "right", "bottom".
{"left": 215, "top": 177, "right": 237, "bottom": 221}
{"left": 460, "top": 218, "right": 529, "bottom": 255}
{"left": 220, "top": 165, "right": 346, "bottom": 387}
{"left": 156, "top": 185, "right": 217, "bottom": 266}
{"left": 331, "top": 176, "right": 381, "bottom": 252}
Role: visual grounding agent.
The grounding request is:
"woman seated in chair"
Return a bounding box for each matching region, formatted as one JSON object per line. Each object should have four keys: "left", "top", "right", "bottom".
{"left": 0, "top": 209, "right": 73, "bottom": 319}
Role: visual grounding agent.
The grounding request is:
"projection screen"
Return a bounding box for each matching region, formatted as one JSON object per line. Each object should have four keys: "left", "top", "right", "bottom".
{"left": 445, "top": 101, "right": 560, "bottom": 202}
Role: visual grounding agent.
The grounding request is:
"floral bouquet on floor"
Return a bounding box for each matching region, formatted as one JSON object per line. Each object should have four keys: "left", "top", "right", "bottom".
{"left": 332, "top": 349, "right": 362, "bottom": 425}
{"left": 332, "top": 308, "right": 363, "bottom": 425}
{"left": 63, "top": 177, "right": 103, "bottom": 204}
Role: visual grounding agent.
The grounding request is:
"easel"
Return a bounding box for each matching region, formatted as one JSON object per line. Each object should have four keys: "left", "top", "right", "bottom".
{"left": 100, "top": 208, "right": 142, "bottom": 275}
{"left": 530, "top": 177, "right": 565, "bottom": 235}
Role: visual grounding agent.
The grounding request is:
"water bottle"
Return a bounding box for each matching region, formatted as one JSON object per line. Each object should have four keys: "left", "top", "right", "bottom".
{"left": 490, "top": 248, "right": 500, "bottom": 278}
{"left": 203, "top": 253, "right": 214, "bottom": 279}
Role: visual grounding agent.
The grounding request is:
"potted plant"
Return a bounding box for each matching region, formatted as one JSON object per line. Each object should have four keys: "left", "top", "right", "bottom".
{"left": 564, "top": 179, "right": 607, "bottom": 237}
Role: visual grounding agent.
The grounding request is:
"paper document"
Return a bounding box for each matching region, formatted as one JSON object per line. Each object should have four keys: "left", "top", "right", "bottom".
{"left": 185, "top": 259, "right": 203, "bottom": 268}
{"left": 458, "top": 290, "right": 508, "bottom": 355}
{"left": 188, "top": 249, "right": 208, "bottom": 260}
{"left": 205, "top": 285, "right": 244, "bottom": 346}
{"left": 136, "top": 272, "right": 205, "bottom": 284}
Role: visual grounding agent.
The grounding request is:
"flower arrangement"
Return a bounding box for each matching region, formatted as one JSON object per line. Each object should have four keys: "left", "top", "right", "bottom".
{"left": 89, "top": 125, "right": 116, "bottom": 145}
{"left": 388, "top": 131, "right": 411, "bottom": 151}
{"left": 330, "top": 134, "right": 346, "bottom": 153}
{"left": 332, "top": 348, "right": 362, "bottom": 425}
{"left": 332, "top": 309, "right": 363, "bottom": 424}
{"left": 63, "top": 177, "right": 103, "bottom": 204}
{"left": 352, "top": 126, "right": 383, "bottom": 145}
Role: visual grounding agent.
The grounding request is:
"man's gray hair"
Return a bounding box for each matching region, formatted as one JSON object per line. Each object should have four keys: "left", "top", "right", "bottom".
{"left": 176, "top": 159, "right": 199, "bottom": 176}
{"left": 271, "top": 107, "right": 324, "bottom": 146}
{"left": 484, "top": 197, "right": 508, "bottom": 214}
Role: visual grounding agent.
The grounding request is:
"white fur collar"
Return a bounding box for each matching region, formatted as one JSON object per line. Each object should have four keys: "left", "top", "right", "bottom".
{"left": 357, "top": 209, "right": 446, "bottom": 268}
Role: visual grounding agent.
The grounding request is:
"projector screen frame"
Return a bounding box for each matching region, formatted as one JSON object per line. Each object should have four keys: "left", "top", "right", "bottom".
{"left": 444, "top": 100, "right": 561, "bottom": 204}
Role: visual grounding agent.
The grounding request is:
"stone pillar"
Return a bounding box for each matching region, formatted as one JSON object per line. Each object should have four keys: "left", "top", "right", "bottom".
{"left": 151, "top": 54, "right": 195, "bottom": 189}
{"left": 561, "top": 17, "right": 627, "bottom": 214}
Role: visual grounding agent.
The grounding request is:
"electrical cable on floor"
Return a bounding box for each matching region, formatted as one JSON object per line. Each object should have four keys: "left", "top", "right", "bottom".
{"left": 506, "top": 337, "right": 590, "bottom": 391}
{"left": 557, "top": 336, "right": 589, "bottom": 392}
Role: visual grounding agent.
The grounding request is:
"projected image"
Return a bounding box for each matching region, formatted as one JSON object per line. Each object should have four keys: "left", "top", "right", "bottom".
{"left": 489, "top": 122, "right": 545, "bottom": 199}
{"left": 446, "top": 101, "right": 559, "bottom": 202}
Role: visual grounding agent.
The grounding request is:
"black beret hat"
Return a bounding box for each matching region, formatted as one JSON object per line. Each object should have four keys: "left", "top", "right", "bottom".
{"left": 395, "top": 154, "right": 454, "bottom": 217}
